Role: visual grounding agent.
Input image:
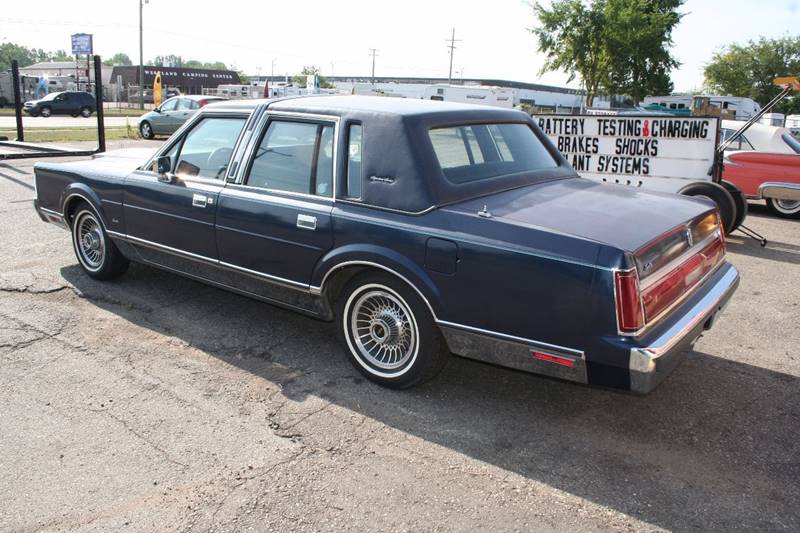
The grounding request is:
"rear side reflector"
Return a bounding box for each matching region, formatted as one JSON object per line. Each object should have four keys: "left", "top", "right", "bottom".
{"left": 531, "top": 352, "right": 575, "bottom": 367}
{"left": 614, "top": 270, "right": 645, "bottom": 333}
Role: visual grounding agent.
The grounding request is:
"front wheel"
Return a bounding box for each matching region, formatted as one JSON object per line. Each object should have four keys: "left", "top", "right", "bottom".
{"left": 766, "top": 198, "right": 800, "bottom": 219}
{"left": 139, "top": 121, "right": 154, "bottom": 139}
{"left": 70, "top": 202, "right": 129, "bottom": 280}
{"left": 336, "top": 272, "right": 449, "bottom": 389}
{"left": 40, "top": 106, "right": 52, "bottom": 117}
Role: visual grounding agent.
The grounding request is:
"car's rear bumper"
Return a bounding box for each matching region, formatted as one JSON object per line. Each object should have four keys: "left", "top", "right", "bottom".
{"left": 438, "top": 262, "right": 739, "bottom": 394}
{"left": 627, "top": 263, "right": 739, "bottom": 393}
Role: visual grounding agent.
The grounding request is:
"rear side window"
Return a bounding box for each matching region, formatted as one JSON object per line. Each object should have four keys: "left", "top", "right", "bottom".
{"left": 429, "top": 123, "right": 557, "bottom": 184}
{"left": 246, "top": 120, "right": 334, "bottom": 197}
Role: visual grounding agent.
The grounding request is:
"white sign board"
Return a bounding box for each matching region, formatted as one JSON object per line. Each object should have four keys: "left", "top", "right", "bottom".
{"left": 536, "top": 115, "right": 719, "bottom": 193}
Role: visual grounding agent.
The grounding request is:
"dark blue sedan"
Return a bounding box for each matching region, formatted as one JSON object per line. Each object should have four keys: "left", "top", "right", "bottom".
{"left": 33, "top": 95, "right": 739, "bottom": 392}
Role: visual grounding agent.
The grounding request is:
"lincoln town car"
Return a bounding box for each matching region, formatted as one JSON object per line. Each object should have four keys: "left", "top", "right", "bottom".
{"left": 33, "top": 96, "right": 740, "bottom": 392}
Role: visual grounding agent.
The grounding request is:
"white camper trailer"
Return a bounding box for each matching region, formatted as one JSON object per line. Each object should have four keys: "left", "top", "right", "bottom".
{"left": 422, "top": 84, "right": 514, "bottom": 108}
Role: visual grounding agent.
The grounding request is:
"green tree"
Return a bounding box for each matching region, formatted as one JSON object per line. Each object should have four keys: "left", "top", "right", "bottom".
{"left": 603, "top": 0, "right": 684, "bottom": 103}
{"left": 531, "top": 0, "right": 684, "bottom": 106}
{"left": 104, "top": 53, "right": 133, "bottom": 66}
{"left": 292, "top": 66, "right": 333, "bottom": 89}
{"left": 704, "top": 36, "right": 800, "bottom": 114}
{"left": 531, "top": 0, "right": 608, "bottom": 106}
{"left": 50, "top": 50, "right": 73, "bottom": 62}
{"left": 0, "top": 42, "right": 38, "bottom": 70}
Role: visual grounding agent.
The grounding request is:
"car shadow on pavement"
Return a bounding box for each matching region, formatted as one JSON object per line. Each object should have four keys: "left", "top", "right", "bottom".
{"left": 61, "top": 263, "right": 800, "bottom": 531}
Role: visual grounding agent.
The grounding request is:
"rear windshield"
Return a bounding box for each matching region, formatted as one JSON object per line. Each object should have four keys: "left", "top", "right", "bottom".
{"left": 429, "top": 123, "right": 557, "bottom": 184}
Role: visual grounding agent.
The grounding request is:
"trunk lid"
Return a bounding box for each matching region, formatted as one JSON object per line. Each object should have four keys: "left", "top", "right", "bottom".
{"left": 442, "top": 177, "right": 716, "bottom": 254}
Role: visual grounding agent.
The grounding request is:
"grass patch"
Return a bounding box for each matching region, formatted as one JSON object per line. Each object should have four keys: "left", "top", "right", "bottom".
{"left": 0, "top": 127, "right": 136, "bottom": 143}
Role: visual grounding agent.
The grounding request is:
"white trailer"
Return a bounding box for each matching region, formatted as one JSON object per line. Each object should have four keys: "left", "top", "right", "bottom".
{"left": 642, "top": 95, "right": 761, "bottom": 121}
{"left": 422, "top": 84, "right": 514, "bottom": 108}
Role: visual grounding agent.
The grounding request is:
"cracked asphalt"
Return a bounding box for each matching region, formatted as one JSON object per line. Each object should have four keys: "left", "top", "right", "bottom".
{"left": 1, "top": 141, "right": 799, "bottom": 532}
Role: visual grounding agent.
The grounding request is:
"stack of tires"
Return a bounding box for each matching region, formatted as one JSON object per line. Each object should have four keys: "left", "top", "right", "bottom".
{"left": 679, "top": 180, "right": 747, "bottom": 235}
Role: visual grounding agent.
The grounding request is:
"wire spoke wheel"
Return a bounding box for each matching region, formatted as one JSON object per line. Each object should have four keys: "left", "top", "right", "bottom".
{"left": 75, "top": 212, "right": 105, "bottom": 270}
{"left": 349, "top": 288, "right": 417, "bottom": 371}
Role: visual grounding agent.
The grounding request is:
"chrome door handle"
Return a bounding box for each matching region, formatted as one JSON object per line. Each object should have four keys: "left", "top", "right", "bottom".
{"left": 192, "top": 193, "right": 208, "bottom": 207}
{"left": 297, "top": 214, "right": 317, "bottom": 230}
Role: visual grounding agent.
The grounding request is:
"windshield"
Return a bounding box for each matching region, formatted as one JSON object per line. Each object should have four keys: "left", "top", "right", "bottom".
{"left": 782, "top": 133, "right": 800, "bottom": 154}
{"left": 429, "top": 123, "right": 557, "bottom": 184}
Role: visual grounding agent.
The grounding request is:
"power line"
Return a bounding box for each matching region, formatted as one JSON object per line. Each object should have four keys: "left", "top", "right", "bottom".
{"left": 369, "top": 48, "right": 379, "bottom": 85}
{"left": 446, "top": 28, "right": 462, "bottom": 86}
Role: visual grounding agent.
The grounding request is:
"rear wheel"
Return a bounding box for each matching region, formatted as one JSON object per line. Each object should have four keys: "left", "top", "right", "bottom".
{"left": 80, "top": 106, "right": 92, "bottom": 118}
{"left": 139, "top": 121, "right": 154, "bottom": 139}
{"left": 679, "top": 181, "right": 737, "bottom": 235}
{"left": 40, "top": 106, "right": 52, "bottom": 118}
{"left": 70, "top": 202, "right": 129, "bottom": 280}
{"left": 335, "top": 271, "right": 448, "bottom": 389}
{"left": 766, "top": 198, "right": 800, "bottom": 219}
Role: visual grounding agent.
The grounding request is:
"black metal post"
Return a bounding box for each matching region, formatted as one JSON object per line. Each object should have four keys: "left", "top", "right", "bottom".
{"left": 11, "top": 60, "right": 24, "bottom": 142}
{"left": 93, "top": 55, "right": 106, "bottom": 153}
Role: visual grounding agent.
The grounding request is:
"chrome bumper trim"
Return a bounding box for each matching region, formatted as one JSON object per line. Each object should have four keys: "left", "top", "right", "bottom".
{"left": 757, "top": 182, "right": 800, "bottom": 201}
{"left": 629, "top": 263, "right": 739, "bottom": 394}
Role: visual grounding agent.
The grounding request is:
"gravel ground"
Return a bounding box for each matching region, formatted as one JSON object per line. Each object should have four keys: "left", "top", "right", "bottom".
{"left": 0, "top": 142, "right": 798, "bottom": 531}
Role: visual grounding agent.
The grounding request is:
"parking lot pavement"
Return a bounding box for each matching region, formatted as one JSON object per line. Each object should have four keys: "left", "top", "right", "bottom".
{"left": 1, "top": 143, "right": 798, "bottom": 531}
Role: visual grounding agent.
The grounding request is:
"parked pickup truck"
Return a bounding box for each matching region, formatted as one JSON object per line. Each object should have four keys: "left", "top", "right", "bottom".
{"left": 33, "top": 95, "right": 740, "bottom": 393}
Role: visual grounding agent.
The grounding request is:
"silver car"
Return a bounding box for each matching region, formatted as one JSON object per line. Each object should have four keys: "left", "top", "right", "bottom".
{"left": 138, "top": 95, "right": 225, "bottom": 139}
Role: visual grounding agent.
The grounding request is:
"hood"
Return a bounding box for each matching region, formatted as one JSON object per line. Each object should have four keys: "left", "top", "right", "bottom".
{"left": 92, "top": 147, "right": 158, "bottom": 165}
{"left": 442, "top": 177, "right": 715, "bottom": 253}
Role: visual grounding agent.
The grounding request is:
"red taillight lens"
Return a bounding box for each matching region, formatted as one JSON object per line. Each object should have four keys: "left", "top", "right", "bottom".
{"left": 640, "top": 235, "right": 725, "bottom": 322}
{"left": 198, "top": 99, "right": 207, "bottom": 107}
{"left": 615, "top": 269, "right": 644, "bottom": 333}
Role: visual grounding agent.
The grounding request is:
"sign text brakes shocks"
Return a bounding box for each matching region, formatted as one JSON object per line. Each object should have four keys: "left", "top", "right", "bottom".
{"left": 537, "top": 115, "right": 718, "bottom": 187}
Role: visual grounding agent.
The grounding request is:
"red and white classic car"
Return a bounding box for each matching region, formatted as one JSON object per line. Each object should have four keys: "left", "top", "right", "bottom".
{"left": 721, "top": 120, "right": 800, "bottom": 218}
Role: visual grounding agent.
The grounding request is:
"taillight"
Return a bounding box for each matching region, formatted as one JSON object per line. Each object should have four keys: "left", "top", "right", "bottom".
{"left": 198, "top": 99, "right": 207, "bottom": 107}
{"left": 640, "top": 235, "right": 725, "bottom": 322}
{"left": 615, "top": 269, "right": 644, "bottom": 333}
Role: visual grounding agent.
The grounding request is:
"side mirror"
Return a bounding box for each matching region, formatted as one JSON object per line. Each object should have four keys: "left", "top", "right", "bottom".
{"left": 154, "top": 107, "right": 162, "bottom": 113}
{"left": 156, "top": 155, "right": 173, "bottom": 182}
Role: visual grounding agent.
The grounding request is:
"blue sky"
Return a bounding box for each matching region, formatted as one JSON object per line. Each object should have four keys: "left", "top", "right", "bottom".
{"left": 1, "top": 0, "right": 798, "bottom": 92}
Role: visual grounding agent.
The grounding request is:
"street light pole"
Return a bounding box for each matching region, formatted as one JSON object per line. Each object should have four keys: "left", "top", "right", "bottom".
{"left": 138, "top": 0, "right": 146, "bottom": 109}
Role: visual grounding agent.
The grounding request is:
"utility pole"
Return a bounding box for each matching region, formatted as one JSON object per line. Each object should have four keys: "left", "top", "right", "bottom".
{"left": 446, "top": 28, "right": 462, "bottom": 86}
{"left": 138, "top": 0, "right": 148, "bottom": 109}
{"left": 369, "top": 48, "right": 379, "bottom": 85}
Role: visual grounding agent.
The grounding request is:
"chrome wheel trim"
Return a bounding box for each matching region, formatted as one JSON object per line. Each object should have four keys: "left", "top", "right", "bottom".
{"left": 344, "top": 283, "right": 419, "bottom": 378}
{"left": 81, "top": 107, "right": 91, "bottom": 117}
{"left": 40, "top": 107, "right": 51, "bottom": 117}
{"left": 774, "top": 198, "right": 800, "bottom": 213}
{"left": 140, "top": 122, "right": 152, "bottom": 138}
{"left": 73, "top": 211, "right": 105, "bottom": 272}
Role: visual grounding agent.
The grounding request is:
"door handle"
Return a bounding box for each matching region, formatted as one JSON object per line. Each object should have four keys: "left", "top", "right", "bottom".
{"left": 192, "top": 193, "right": 208, "bottom": 207}
{"left": 297, "top": 214, "right": 317, "bottom": 230}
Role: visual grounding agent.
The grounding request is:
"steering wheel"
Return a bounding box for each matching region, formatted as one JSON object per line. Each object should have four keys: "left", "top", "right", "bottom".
{"left": 207, "top": 147, "right": 233, "bottom": 179}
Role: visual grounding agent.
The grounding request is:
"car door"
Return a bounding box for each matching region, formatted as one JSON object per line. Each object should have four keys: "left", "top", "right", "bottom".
{"left": 216, "top": 115, "right": 336, "bottom": 288}
{"left": 52, "top": 93, "right": 70, "bottom": 115}
{"left": 123, "top": 114, "right": 247, "bottom": 267}
{"left": 171, "top": 98, "right": 196, "bottom": 134}
{"left": 152, "top": 97, "right": 179, "bottom": 135}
